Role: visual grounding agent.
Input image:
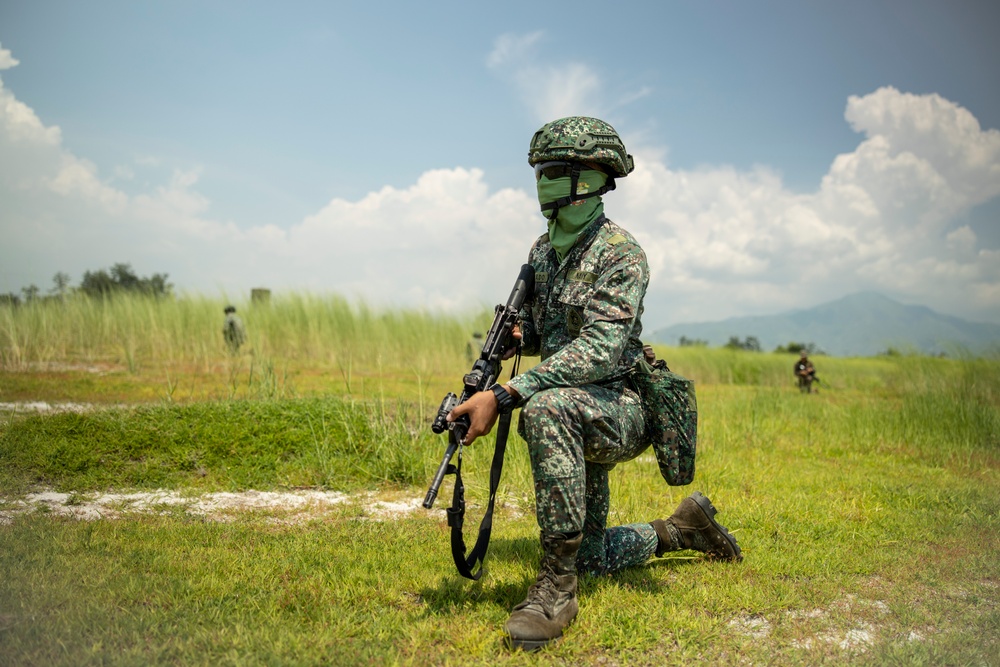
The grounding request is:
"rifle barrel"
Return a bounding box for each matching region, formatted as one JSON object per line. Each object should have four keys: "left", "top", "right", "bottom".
{"left": 422, "top": 438, "right": 459, "bottom": 509}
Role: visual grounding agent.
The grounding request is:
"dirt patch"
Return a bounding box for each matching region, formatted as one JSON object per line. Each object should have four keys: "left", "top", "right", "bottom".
{"left": 9, "top": 361, "right": 125, "bottom": 374}
{"left": 725, "top": 592, "right": 983, "bottom": 655}
{"left": 0, "top": 401, "right": 101, "bottom": 414}
{"left": 0, "top": 488, "right": 429, "bottom": 525}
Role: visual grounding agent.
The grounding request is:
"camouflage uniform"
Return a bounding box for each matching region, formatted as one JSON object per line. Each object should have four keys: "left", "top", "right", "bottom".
{"left": 496, "top": 117, "right": 740, "bottom": 651}
{"left": 506, "top": 215, "right": 659, "bottom": 575}
{"left": 224, "top": 311, "right": 247, "bottom": 353}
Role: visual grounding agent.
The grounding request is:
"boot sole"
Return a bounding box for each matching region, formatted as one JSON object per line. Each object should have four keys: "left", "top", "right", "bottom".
{"left": 690, "top": 491, "right": 742, "bottom": 561}
{"left": 505, "top": 634, "right": 561, "bottom": 652}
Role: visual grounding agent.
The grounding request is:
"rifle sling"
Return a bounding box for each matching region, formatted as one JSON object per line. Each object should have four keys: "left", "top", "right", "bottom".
{"left": 446, "top": 410, "right": 511, "bottom": 581}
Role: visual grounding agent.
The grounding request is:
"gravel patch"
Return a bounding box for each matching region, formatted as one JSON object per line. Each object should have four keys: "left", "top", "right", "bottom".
{"left": 0, "top": 401, "right": 100, "bottom": 414}
{"left": 0, "top": 488, "right": 428, "bottom": 524}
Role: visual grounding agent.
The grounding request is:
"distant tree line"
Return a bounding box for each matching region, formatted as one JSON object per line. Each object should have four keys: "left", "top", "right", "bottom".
{"left": 672, "top": 334, "right": 825, "bottom": 355}
{"left": 1, "top": 263, "right": 173, "bottom": 306}
{"left": 724, "top": 335, "right": 762, "bottom": 352}
{"left": 678, "top": 335, "right": 709, "bottom": 347}
{"left": 773, "top": 341, "right": 823, "bottom": 355}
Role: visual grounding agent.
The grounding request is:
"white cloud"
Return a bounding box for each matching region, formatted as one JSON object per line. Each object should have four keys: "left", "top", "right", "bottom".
{"left": 486, "top": 31, "right": 543, "bottom": 69}
{"left": 609, "top": 86, "right": 1000, "bottom": 325}
{"left": 0, "top": 43, "right": 19, "bottom": 70}
{"left": 946, "top": 225, "right": 977, "bottom": 254}
{"left": 611, "top": 86, "right": 653, "bottom": 111}
{"left": 0, "top": 70, "right": 540, "bottom": 306}
{"left": 0, "top": 84, "right": 61, "bottom": 147}
{"left": 276, "top": 169, "right": 538, "bottom": 308}
{"left": 486, "top": 32, "right": 645, "bottom": 123}
{"left": 47, "top": 155, "right": 128, "bottom": 210}
{"left": 833, "top": 87, "right": 1000, "bottom": 235}
{"left": 1, "top": 53, "right": 998, "bottom": 327}
{"left": 845, "top": 87, "right": 1000, "bottom": 204}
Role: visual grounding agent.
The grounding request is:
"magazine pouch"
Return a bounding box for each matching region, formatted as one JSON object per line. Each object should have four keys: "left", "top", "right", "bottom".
{"left": 630, "top": 353, "right": 697, "bottom": 486}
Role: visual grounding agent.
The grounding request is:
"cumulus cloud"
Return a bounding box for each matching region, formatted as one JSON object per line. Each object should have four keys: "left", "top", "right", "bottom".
{"left": 0, "top": 66, "right": 539, "bottom": 306}
{"left": 612, "top": 86, "right": 1000, "bottom": 324}
{"left": 1, "top": 40, "right": 998, "bottom": 327}
{"left": 277, "top": 169, "right": 538, "bottom": 308}
{"left": 0, "top": 43, "right": 19, "bottom": 70}
{"left": 0, "top": 43, "right": 539, "bottom": 305}
{"left": 827, "top": 87, "right": 1000, "bottom": 240}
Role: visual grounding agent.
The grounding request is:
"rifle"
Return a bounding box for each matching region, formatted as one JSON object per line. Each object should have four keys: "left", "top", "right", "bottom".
{"left": 423, "top": 264, "right": 535, "bottom": 580}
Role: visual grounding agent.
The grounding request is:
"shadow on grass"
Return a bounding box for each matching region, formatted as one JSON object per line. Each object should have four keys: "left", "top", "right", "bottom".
{"left": 418, "top": 535, "right": 703, "bottom": 613}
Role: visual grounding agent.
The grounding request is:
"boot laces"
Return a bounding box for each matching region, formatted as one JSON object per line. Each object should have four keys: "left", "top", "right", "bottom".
{"left": 515, "top": 566, "right": 560, "bottom": 615}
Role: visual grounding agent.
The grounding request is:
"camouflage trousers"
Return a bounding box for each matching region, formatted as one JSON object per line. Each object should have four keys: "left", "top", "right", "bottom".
{"left": 517, "top": 382, "right": 659, "bottom": 575}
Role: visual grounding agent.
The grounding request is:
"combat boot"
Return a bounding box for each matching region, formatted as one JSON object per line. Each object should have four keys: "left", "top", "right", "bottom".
{"left": 651, "top": 491, "right": 742, "bottom": 561}
{"left": 504, "top": 531, "right": 582, "bottom": 651}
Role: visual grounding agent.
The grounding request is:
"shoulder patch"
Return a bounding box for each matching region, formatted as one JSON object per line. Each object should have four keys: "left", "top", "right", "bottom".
{"left": 607, "top": 233, "right": 628, "bottom": 246}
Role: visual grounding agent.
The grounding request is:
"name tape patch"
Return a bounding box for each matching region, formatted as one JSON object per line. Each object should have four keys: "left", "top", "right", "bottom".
{"left": 567, "top": 269, "right": 597, "bottom": 284}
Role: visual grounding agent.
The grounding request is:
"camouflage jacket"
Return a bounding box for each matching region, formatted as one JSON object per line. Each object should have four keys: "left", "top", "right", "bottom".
{"left": 506, "top": 215, "right": 648, "bottom": 401}
{"left": 224, "top": 314, "right": 247, "bottom": 346}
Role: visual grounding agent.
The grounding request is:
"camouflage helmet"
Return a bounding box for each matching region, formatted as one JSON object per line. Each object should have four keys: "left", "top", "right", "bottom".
{"left": 528, "top": 116, "right": 634, "bottom": 178}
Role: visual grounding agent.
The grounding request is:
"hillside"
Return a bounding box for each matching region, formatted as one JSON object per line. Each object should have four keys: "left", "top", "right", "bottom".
{"left": 648, "top": 292, "right": 1000, "bottom": 357}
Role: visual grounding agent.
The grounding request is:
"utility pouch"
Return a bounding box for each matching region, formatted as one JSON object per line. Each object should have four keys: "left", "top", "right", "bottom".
{"left": 630, "top": 351, "right": 697, "bottom": 486}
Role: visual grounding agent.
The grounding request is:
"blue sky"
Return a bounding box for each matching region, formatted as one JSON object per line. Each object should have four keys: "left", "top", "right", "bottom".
{"left": 1, "top": 0, "right": 999, "bottom": 329}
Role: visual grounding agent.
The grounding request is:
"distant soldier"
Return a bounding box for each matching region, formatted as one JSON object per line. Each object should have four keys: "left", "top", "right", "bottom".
{"left": 794, "top": 350, "right": 817, "bottom": 393}
{"left": 223, "top": 305, "right": 247, "bottom": 353}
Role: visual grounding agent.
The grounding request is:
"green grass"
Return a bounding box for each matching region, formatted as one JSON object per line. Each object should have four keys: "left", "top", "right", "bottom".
{"left": 1, "top": 296, "right": 998, "bottom": 665}
{"left": 0, "top": 398, "right": 435, "bottom": 495}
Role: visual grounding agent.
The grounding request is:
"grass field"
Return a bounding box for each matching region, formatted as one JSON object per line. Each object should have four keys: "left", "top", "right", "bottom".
{"left": 1, "top": 295, "right": 998, "bottom": 666}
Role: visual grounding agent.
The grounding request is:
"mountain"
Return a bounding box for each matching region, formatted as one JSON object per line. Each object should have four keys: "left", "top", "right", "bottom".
{"left": 647, "top": 292, "right": 1000, "bottom": 357}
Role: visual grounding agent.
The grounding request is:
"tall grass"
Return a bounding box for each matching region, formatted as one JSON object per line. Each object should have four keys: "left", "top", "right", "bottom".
{"left": 0, "top": 293, "right": 486, "bottom": 376}
{"left": 5, "top": 292, "right": 994, "bottom": 387}
{"left": 656, "top": 342, "right": 997, "bottom": 394}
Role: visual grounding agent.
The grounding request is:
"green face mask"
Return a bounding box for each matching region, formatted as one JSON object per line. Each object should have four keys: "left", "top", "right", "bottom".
{"left": 536, "top": 170, "right": 607, "bottom": 262}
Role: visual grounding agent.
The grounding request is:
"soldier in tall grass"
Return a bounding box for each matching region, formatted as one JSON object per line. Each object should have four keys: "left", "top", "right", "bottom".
{"left": 794, "top": 350, "right": 818, "bottom": 393}
{"left": 223, "top": 305, "right": 246, "bottom": 354}
{"left": 450, "top": 117, "right": 741, "bottom": 651}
